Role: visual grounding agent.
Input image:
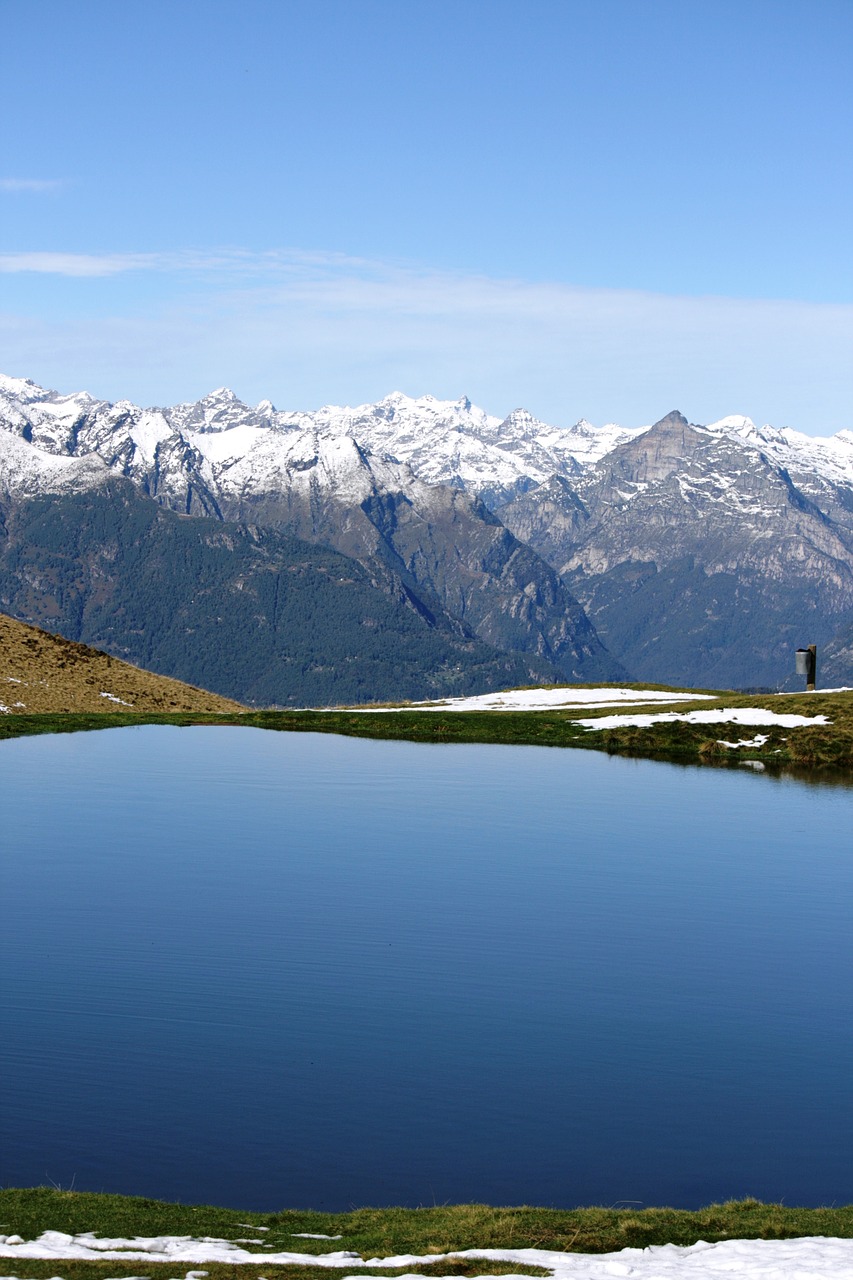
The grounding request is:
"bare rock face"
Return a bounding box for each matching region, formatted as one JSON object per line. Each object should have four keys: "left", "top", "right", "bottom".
{"left": 495, "top": 475, "right": 590, "bottom": 570}
{"left": 499, "top": 413, "right": 853, "bottom": 687}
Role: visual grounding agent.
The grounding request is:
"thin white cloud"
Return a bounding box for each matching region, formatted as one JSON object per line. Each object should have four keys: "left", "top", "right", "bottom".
{"left": 0, "top": 247, "right": 368, "bottom": 277}
{"left": 0, "top": 246, "right": 850, "bottom": 431}
{"left": 0, "top": 178, "right": 65, "bottom": 194}
{"left": 1, "top": 245, "right": 849, "bottom": 329}
{"left": 0, "top": 251, "right": 154, "bottom": 276}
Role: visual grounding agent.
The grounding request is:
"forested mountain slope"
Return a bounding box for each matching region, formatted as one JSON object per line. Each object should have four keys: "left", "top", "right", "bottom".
{"left": 0, "top": 474, "right": 566, "bottom": 706}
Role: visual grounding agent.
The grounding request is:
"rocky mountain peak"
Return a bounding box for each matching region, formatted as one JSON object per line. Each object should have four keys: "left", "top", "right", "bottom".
{"left": 167, "top": 388, "right": 267, "bottom": 434}
{"left": 594, "top": 413, "right": 709, "bottom": 489}
{"left": 0, "top": 374, "right": 49, "bottom": 403}
{"left": 651, "top": 410, "right": 690, "bottom": 430}
{"left": 502, "top": 408, "right": 540, "bottom": 430}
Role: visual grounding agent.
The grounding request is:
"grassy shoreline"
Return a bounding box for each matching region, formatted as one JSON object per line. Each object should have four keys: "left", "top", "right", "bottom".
{"left": 1, "top": 687, "right": 852, "bottom": 775}
{"left": 2, "top": 1188, "right": 853, "bottom": 1272}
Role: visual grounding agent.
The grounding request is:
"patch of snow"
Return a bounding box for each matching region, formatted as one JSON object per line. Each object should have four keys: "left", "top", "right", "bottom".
{"left": 3, "top": 1233, "right": 853, "bottom": 1278}
{"left": 716, "top": 734, "right": 769, "bottom": 748}
{"left": 576, "top": 708, "right": 829, "bottom": 730}
{"left": 336, "top": 687, "right": 717, "bottom": 713}
{"left": 99, "top": 692, "right": 134, "bottom": 706}
{"left": 292, "top": 1234, "right": 344, "bottom": 1240}
{"left": 185, "top": 423, "right": 269, "bottom": 464}
{"left": 788, "top": 687, "right": 852, "bottom": 695}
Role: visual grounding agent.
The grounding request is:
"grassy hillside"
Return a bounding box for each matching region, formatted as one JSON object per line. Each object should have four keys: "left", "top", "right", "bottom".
{"left": 0, "top": 613, "right": 244, "bottom": 714}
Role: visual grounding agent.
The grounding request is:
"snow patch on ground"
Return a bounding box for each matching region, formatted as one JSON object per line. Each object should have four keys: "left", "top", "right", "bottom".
{"left": 575, "top": 708, "right": 829, "bottom": 731}
{"left": 99, "top": 692, "right": 134, "bottom": 706}
{"left": 340, "top": 687, "right": 717, "bottom": 713}
{"left": 788, "top": 687, "right": 851, "bottom": 695}
{"left": 2, "top": 1233, "right": 853, "bottom": 1278}
{"left": 716, "top": 734, "right": 769, "bottom": 749}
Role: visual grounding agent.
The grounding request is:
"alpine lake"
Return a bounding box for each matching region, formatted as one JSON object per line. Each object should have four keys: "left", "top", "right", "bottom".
{"left": 2, "top": 724, "right": 851, "bottom": 1211}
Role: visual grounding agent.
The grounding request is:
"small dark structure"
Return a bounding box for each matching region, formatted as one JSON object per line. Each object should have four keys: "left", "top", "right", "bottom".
{"left": 795, "top": 644, "right": 817, "bottom": 691}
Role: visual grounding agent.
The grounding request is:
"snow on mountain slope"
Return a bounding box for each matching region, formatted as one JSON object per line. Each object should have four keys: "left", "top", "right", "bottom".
{"left": 274, "top": 393, "right": 641, "bottom": 503}
{"left": 706, "top": 414, "right": 853, "bottom": 489}
{"left": 166, "top": 386, "right": 275, "bottom": 434}
{"left": 0, "top": 378, "right": 644, "bottom": 506}
{"left": 186, "top": 427, "right": 416, "bottom": 511}
{"left": 0, "top": 427, "right": 110, "bottom": 497}
{"left": 1, "top": 374, "right": 850, "bottom": 511}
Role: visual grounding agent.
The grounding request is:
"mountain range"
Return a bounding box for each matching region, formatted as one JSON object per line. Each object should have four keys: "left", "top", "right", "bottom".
{"left": 1, "top": 372, "right": 852, "bottom": 700}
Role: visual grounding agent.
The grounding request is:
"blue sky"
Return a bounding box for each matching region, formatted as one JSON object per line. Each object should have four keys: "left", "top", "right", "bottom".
{"left": 1, "top": 0, "right": 851, "bottom": 430}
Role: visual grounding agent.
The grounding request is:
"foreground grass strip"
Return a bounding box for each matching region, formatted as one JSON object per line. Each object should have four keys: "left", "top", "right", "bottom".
{"left": 2, "top": 1190, "right": 853, "bottom": 1262}
{"left": 1, "top": 688, "right": 852, "bottom": 772}
{"left": 0, "top": 1264, "right": 548, "bottom": 1280}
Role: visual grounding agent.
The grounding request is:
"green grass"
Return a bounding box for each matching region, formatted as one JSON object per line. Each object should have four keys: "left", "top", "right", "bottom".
{"left": 1, "top": 1188, "right": 852, "bottom": 1276}
{"left": 3, "top": 1265, "right": 548, "bottom": 1280}
{"left": 2, "top": 687, "right": 853, "bottom": 775}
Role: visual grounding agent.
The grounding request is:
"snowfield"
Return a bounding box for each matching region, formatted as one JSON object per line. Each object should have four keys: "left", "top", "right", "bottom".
{"left": 342, "top": 688, "right": 717, "bottom": 713}
{"left": 2, "top": 1232, "right": 853, "bottom": 1278}
{"left": 573, "top": 707, "right": 830, "bottom": 731}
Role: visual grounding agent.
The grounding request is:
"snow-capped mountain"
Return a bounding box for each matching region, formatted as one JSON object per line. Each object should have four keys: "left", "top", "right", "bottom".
{"left": 0, "top": 374, "right": 622, "bottom": 686}
{"left": 274, "top": 394, "right": 640, "bottom": 506}
{"left": 2, "top": 372, "right": 853, "bottom": 689}
{"left": 3, "top": 373, "right": 850, "bottom": 513}
{"left": 0, "top": 376, "right": 641, "bottom": 509}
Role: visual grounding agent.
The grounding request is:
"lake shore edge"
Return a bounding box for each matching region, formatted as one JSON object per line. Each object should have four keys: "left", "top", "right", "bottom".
{"left": 2, "top": 686, "right": 852, "bottom": 774}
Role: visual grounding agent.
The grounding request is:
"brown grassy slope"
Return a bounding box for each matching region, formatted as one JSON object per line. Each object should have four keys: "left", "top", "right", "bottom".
{"left": 0, "top": 613, "right": 245, "bottom": 714}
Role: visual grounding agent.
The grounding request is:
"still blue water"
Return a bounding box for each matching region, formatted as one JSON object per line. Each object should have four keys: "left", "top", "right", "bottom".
{"left": 1, "top": 726, "right": 852, "bottom": 1211}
